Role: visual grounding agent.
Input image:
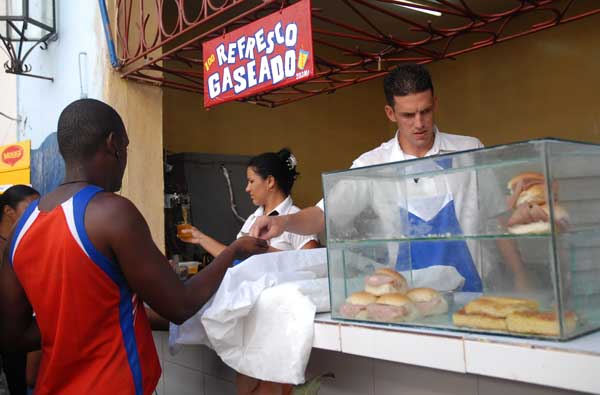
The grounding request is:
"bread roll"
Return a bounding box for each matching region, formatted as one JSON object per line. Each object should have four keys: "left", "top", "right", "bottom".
{"left": 407, "top": 288, "right": 448, "bottom": 316}
{"left": 464, "top": 296, "right": 539, "bottom": 318}
{"left": 507, "top": 203, "right": 569, "bottom": 234}
{"left": 453, "top": 308, "right": 507, "bottom": 331}
{"left": 515, "top": 184, "right": 546, "bottom": 206}
{"left": 507, "top": 172, "right": 545, "bottom": 191}
{"left": 364, "top": 268, "right": 408, "bottom": 296}
{"left": 506, "top": 311, "right": 578, "bottom": 336}
{"left": 367, "top": 293, "right": 418, "bottom": 322}
{"left": 339, "top": 292, "right": 378, "bottom": 319}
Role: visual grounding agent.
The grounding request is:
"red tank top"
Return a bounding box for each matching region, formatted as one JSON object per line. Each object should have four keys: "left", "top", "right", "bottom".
{"left": 10, "top": 186, "right": 161, "bottom": 395}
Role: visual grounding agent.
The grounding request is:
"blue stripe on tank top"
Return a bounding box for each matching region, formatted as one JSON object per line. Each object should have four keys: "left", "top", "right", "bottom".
{"left": 72, "top": 185, "right": 144, "bottom": 395}
{"left": 9, "top": 199, "right": 39, "bottom": 266}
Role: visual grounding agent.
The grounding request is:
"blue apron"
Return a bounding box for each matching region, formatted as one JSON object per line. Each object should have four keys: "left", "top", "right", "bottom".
{"left": 396, "top": 158, "right": 482, "bottom": 292}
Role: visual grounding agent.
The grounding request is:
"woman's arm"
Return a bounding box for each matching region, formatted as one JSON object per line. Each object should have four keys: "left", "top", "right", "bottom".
{"left": 179, "top": 226, "right": 227, "bottom": 257}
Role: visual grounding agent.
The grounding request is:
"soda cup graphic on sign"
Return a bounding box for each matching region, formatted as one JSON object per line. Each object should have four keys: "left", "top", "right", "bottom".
{"left": 298, "top": 49, "right": 310, "bottom": 70}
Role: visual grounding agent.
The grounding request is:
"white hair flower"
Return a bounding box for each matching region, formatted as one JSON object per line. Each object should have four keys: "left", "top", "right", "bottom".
{"left": 287, "top": 154, "right": 298, "bottom": 171}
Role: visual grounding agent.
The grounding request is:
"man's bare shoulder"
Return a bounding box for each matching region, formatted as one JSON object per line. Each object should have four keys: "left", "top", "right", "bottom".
{"left": 87, "top": 192, "right": 143, "bottom": 223}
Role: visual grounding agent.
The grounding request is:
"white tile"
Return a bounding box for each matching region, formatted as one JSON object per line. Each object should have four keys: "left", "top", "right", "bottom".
{"left": 164, "top": 343, "right": 204, "bottom": 371}
{"left": 163, "top": 361, "right": 204, "bottom": 395}
{"left": 373, "top": 360, "right": 477, "bottom": 395}
{"left": 314, "top": 322, "right": 341, "bottom": 351}
{"left": 465, "top": 340, "right": 600, "bottom": 394}
{"left": 204, "top": 374, "right": 236, "bottom": 395}
{"left": 305, "top": 349, "right": 374, "bottom": 395}
{"left": 340, "top": 326, "right": 465, "bottom": 373}
{"left": 477, "top": 375, "right": 587, "bottom": 395}
{"left": 201, "top": 346, "right": 236, "bottom": 382}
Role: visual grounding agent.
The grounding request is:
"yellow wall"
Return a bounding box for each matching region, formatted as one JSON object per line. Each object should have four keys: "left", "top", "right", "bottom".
{"left": 164, "top": 14, "right": 600, "bottom": 208}
{"left": 164, "top": 79, "right": 393, "bottom": 208}
{"left": 104, "top": 3, "right": 165, "bottom": 249}
{"left": 429, "top": 15, "right": 600, "bottom": 146}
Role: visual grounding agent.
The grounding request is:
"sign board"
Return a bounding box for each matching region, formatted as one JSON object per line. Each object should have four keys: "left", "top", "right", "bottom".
{"left": 203, "top": 0, "right": 314, "bottom": 107}
{"left": 0, "top": 140, "right": 31, "bottom": 191}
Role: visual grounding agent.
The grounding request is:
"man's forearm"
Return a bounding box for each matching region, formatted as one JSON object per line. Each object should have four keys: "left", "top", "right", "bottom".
{"left": 178, "top": 246, "right": 238, "bottom": 323}
{"left": 283, "top": 206, "right": 325, "bottom": 235}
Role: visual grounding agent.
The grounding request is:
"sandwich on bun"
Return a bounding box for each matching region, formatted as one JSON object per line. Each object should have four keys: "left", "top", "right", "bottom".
{"left": 364, "top": 268, "right": 408, "bottom": 296}
{"left": 366, "top": 293, "right": 418, "bottom": 322}
{"left": 406, "top": 288, "right": 448, "bottom": 317}
{"left": 339, "top": 292, "right": 377, "bottom": 320}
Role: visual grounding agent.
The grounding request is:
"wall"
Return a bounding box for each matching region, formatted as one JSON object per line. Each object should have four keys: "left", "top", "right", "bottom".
{"left": 163, "top": 76, "right": 393, "bottom": 209}
{"left": 429, "top": 15, "right": 600, "bottom": 146}
{"left": 104, "top": 2, "right": 165, "bottom": 248}
{"left": 14, "top": 1, "right": 106, "bottom": 194}
{"left": 164, "top": 14, "right": 600, "bottom": 207}
{"left": 16, "top": 2, "right": 105, "bottom": 148}
{"left": 0, "top": 52, "right": 17, "bottom": 145}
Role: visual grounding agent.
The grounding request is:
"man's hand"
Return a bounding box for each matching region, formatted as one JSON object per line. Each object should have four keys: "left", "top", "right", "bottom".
{"left": 230, "top": 236, "right": 269, "bottom": 260}
{"left": 249, "top": 215, "right": 286, "bottom": 240}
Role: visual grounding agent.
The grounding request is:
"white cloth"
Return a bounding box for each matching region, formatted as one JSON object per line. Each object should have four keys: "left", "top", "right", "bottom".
{"left": 238, "top": 196, "right": 318, "bottom": 250}
{"left": 169, "top": 248, "right": 329, "bottom": 384}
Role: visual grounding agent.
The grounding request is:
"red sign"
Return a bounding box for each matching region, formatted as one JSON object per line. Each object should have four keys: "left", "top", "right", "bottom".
{"left": 2, "top": 145, "right": 24, "bottom": 167}
{"left": 203, "top": 0, "right": 314, "bottom": 108}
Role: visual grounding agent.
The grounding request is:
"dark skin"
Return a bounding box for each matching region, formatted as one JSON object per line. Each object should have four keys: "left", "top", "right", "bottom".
{"left": 0, "top": 129, "right": 268, "bottom": 352}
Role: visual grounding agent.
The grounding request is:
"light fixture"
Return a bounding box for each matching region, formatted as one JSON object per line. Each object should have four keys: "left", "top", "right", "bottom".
{"left": 0, "top": 0, "right": 56, "bottom": 81}
{"left": 396, "top": 1, "right": 442, "bottom": 17}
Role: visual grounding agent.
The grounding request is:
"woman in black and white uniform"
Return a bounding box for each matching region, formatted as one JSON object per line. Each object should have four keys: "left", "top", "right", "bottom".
{"left": 179, "top": 148, "right": 319, "bottom": 255}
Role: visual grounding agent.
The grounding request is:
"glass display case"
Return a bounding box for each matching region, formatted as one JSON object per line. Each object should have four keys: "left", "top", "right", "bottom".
{"left": 323, "top": 138, "right": 600, "bottom": 340}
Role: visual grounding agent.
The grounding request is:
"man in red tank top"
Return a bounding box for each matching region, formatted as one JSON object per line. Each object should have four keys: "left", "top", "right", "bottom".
{"left": 0, "top": 99, "right": 268, "bottom": 395}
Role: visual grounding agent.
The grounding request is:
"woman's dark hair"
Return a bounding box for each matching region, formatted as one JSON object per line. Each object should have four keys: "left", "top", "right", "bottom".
{"left": 248, "top": 148, "right": 299, "bottom": 196}
{"left": 0, "top": 185, "right": 40, "bottom": 221}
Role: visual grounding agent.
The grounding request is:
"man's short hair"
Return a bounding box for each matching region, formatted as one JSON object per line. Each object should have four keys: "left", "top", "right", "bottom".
{"left": 57, "top": 99, "right": 125, "bottom": 163}
{"left": 383, "top": 64, "right": 434, "bottom": 106}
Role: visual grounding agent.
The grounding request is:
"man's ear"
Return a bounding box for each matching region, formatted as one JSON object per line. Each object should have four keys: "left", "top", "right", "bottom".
{"left": 106, "top": 132, "right": 119, "bottom": 156}
{"left": 384, "top": 104, "right": 396, "bottom": 123}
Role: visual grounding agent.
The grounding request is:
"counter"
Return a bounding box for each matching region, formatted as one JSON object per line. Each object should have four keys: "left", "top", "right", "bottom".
{"left": 313, "top": 313, "right": 600, "bottom": 394}
{"left": 154, "top": 314, "right": 599, "bottom": 394}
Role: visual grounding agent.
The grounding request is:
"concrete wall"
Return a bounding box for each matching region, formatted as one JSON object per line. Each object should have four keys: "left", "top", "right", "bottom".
{"left": 0, "top": 52, "right": 17, "bottom": 145}
{"left": 103, "top": 1, "right": 165, "bottom": 248}
{"left": 16, "top": 2, "right": 105, "bottom": 148}
{"left": 163, "top": 13, "right": 600, "bottom": 208}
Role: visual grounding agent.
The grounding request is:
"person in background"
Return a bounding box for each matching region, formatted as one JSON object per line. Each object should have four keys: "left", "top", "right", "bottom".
{"left": 0, "top": 99, "right": 268, "bottom": 395}
{"left": 0, "top": 185, "right": 39, "bottom": 395}
{"left": 179, "top": 148, "right": 320, "bottom": 255}
{"left": 251, "top": 64, "right": 487, "bottom": 291}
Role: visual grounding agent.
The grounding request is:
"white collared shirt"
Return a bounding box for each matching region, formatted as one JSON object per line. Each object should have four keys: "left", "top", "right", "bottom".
{"left": 238, "top": 196, "right": 318, "bottom": 250}
{"left": 316, "top": 127, "right": 483, "bottom": 210}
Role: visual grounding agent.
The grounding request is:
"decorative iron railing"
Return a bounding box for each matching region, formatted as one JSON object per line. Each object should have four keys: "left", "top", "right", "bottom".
{"left": 113, "top": 0, "right": 600, "bottom": 107}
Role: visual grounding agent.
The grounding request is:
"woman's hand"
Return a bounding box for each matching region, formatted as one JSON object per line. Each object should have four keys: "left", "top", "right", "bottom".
{"left": 177, "top": 225, "right": 204, "bottom": 245}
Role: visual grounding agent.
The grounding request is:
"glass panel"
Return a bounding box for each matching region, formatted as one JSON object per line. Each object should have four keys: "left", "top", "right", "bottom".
{"left": 0, "top": 0, "right": 25, "bottom": 18}
{"left": 324, "top": 138, "right": 600, "bottom": 340}
{"left": 28, "top": 0, "right": 54, "bottom": 28}
{"left": 547, "top": 140, "right": 600, "bottom": 338}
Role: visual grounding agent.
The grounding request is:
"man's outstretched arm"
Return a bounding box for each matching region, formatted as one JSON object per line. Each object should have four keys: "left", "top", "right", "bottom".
{"left": 91, "top": 194, "right": 268, "bottom": 325}
{"left": 250, "top": 206, "right": 325, "bottom": 240}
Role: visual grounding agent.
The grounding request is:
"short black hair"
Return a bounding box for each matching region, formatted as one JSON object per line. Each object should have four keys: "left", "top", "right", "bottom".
{"left": 383, "top": 64, "right": 434, "bottom": 106}
{"left": 248, "top": 148, "right": 299, "bottom": 196}
{"left": 57, "top": 99, "right": 125, "bottom": 163}
{"left": 0, "top": 184, "right": 39, "bottom": 221}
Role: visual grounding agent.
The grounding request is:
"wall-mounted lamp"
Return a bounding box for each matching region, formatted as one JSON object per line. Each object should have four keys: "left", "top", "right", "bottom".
{"left": 0, "top": 0, "right": 56, "bottom": 81}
